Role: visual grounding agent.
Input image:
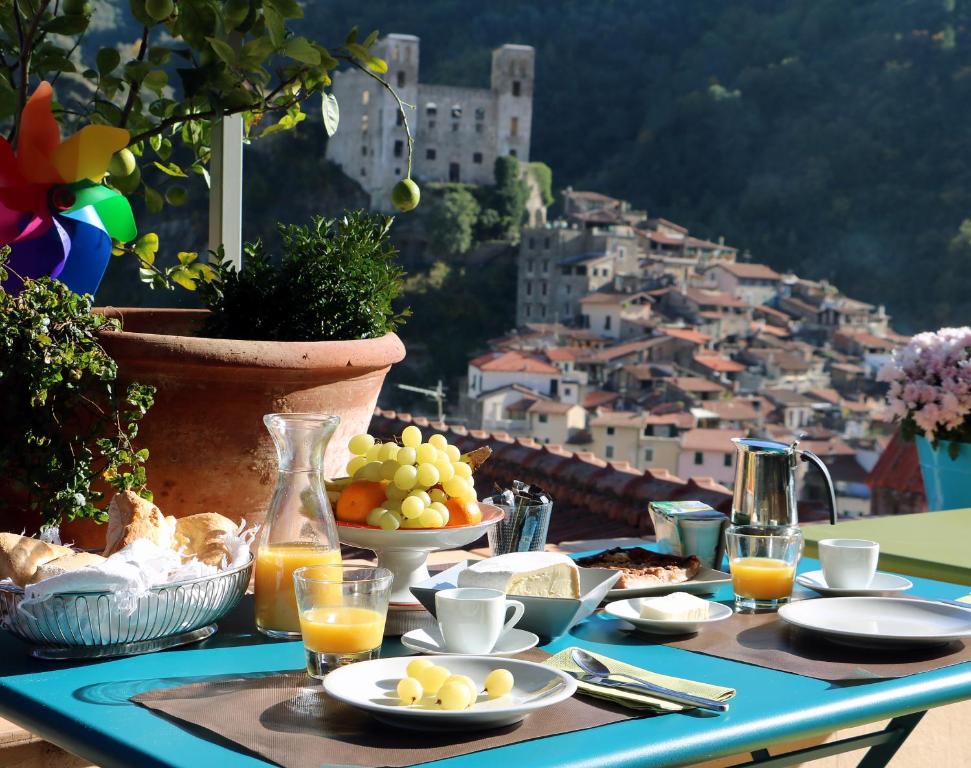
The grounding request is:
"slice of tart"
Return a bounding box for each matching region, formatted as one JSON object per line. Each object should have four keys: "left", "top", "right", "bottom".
{"left": 574, "top": 547, "right": 702, "bottom": 589}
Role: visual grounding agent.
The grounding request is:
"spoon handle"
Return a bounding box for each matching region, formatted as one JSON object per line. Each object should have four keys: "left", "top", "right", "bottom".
{"left": 593, "top": 675, "right": 729, "bottom": 712}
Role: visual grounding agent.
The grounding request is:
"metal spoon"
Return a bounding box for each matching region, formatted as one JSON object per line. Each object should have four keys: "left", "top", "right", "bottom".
{"left": 570, "top": 648, "right": 729, "bottom": 713}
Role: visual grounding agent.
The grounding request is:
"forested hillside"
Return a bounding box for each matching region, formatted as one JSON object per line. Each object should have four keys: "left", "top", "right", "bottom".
{"left": 302, "top": 0, "right": 971, "bottom": 332}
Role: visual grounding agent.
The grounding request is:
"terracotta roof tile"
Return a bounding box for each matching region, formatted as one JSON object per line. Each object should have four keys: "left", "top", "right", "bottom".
{"left": 683, "top": 287, "right": 748, "bottom": 309}
{"left": 866, "top": 432, "right": 925, "bottom": 496}
{"left": 708, "top": 262, "right": 781, "bottom": 280}
{"left": 668, "top": 376, "right": 726, "bottom": 393}
{"left": 701, "top": 399, "right": 759, "bottom": 422}
{"left": 582, "top": 390, "right": 621, "bottom": 409}
{"left": 368, "top": 409, "right": 732, "bottom": 541}
{"left": 680, "top": 428, "right": 745, "bottom": 452}
{"left": 469, "top": 350, "right": 559, "bottom": 375}
{"left": 590, "top": 411, "right": 648, "bottom": 428}
{"left": 527, "top": 400, "right": 578, "bottom": 415}
{"left": 545, "top": 346, "right": 577, "bottom": 362}
{"left": 694, "top": 354, "right": 746, "bottom": 373}
{"left": 658, "top": 327, "right": 711, "bottom": 345}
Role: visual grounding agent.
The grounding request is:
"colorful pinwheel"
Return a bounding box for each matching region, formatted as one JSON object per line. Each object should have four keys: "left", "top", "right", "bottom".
{"left": 0, "top": 81, "right": 137, "bottom": 296}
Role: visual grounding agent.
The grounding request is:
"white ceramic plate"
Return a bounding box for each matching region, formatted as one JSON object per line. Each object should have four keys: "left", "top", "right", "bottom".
{"left": 604, "top": 598, "right": 733, "bottom": 635}
{"left": 778, "top": 597, "right": 971, "bottom": 649}
{"left": 401, "top": 626, "right": 540, "bottom": 657}
{"left": 605, "top": 565, "right": 732, "bottom": 600}
{"left": 796, "top": 570, "right": 913, "bottom": 597}
{"left": 322, "top": 655, "right": 576, "bottom": 731}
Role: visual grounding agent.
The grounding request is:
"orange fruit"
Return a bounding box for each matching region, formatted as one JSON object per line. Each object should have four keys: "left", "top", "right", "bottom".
{"left": 445, "top": 498, "right": 482, "bottom": 527}
{"left": 335, "top": 480, "right": 387, "bottom": 524}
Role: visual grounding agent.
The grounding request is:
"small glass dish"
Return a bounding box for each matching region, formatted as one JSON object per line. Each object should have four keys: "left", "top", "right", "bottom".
{"left": 292, "top": 565, "right": 393, "bottom": 679}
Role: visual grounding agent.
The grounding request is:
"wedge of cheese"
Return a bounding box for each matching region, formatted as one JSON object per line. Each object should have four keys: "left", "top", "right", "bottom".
{"left": 457, "top": 552, "right": 581, "bottom": 599}
{"left": 639, "top": 592, "right": 710, "bottom": 621}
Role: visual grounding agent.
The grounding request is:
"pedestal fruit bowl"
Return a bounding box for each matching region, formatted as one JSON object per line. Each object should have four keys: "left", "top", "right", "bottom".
{"left": 338, "top": 503, "right": 504, "bottom": 605}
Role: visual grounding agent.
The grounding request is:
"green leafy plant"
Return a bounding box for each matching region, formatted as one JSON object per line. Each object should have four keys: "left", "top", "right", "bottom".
{"left": 0, "top": 1, "right": 419, "bottom": 288}
{"left": 0, "top": 249, "right": 155, "bottom": 528}
{"left": 199, "top": 212, "right": 409, "bottom": 341}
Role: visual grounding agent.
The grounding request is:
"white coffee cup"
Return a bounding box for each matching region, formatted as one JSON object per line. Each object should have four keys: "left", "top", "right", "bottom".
{"left": 818, "top": 538, "right": 879, "bottom": 589}
{"left": 435, "top": 587, "right": 525, "bottom": 654}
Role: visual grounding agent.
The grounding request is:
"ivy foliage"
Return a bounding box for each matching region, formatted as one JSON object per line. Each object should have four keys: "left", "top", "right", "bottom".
{"left": 199, "top": 212, "right": 409, "bottom": 341}
{"left": 427, "top": 186, "right": 480, "bottom": 257}
{"left": 528, "top": 162, "right": 554, "bottom": 207}
{"left": 0, "top": 249, "right": 155, "bottom": 528}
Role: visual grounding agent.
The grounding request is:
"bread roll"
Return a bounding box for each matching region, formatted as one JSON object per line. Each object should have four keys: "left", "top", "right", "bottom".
{"left": 103, "top": 491, "right": 174, "bottom": 556}
{"left": 173, "top": 513, "right": 238, "bottom": 566}
{"left": 32, "top": 552, "right": 106, "bottom": 582}
{"left": 0, "top": 533, "right": 73, "bottom": 587}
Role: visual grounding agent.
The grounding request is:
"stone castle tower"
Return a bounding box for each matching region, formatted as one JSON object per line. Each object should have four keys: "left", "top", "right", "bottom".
{"left": 327, "top": 34, "right": 535, "bottom": 211}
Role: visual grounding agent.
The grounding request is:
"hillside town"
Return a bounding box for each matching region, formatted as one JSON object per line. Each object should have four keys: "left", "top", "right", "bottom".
{"left": 452, "top": 188, "right": 916, "bottom": 522}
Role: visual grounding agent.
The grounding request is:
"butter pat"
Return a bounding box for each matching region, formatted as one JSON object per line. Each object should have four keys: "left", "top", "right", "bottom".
{"left": 639, "top": 592, "right": 710, "bottom": 621}
{"left": 457, "top": 552, "right": 581, "bottom": 599}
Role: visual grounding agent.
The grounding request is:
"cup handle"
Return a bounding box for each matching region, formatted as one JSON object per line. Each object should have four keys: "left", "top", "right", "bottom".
{"left": 501, "top": 600, "right": 525, "bottom": 637}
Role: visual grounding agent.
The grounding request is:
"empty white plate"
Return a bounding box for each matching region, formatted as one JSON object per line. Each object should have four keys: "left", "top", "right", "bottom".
{"left": 604, "top": 598, "right": 733, "bottom": 635}
{"left": 796, "top": 570, "right": 912, "bottom": 597}
{"left": 778, "top": 597, "right": 971, "bottom": 649}
{"left": 400, "top": 626, "right": 540, "bottom": 657}
{"left": 323, "top": 655, "right": 576, "bottom": 730}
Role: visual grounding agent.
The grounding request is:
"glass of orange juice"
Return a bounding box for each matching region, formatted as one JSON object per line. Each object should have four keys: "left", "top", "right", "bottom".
{"left": 726, "top": 526, "right": 803, "bottom": 612}
{"left": 293, "top": 565, "right": 393, "bottom": 679}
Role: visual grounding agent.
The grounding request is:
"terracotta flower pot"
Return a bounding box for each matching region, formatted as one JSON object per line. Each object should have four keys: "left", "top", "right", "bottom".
{"left": 60, "top": 308, "right": 405, "bottom": 548}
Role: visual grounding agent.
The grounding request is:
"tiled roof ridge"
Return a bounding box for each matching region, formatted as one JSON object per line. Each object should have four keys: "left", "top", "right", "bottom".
{"left": 370, "top": 408, "right": 732, "bottom": 536}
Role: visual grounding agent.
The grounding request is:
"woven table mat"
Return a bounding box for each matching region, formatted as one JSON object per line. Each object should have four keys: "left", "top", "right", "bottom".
{"left": 634, "top": 609, "right": 971, "bottom": 681}
{"left": 132, "top": 649, "right": 644, "bottom": 768}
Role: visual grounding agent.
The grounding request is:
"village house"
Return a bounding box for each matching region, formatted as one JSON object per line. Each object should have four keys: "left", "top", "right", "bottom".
{"left": 516, "top": 225, "right": 640, "bottom": 326}
{"left": 762, "top": 388, "right": 819, "bottom": 431}
{"left": 657, "top": 287, "right": 751, "bottom": 341}
{"left": 578, "top": 291, "right": 654, "bottom": 339}
{"left": 703, "top": 262, "right": 782, "bottom": 306}
{"left": 526, "top": 400, "right": 587, "bottom": 445}
{"left": 588, "top": 410, "right": 691, "bottom": 473}
{"left": 832, "top": 329, "right": 899, "bottom": 377}
{"left": 677, "top": 428, "right": 745, "bottom": 486}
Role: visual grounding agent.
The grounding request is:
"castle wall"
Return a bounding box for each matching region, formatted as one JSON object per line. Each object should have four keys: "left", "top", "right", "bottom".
{"left": 326, "top": 35, "right": 534, "bottom": 211}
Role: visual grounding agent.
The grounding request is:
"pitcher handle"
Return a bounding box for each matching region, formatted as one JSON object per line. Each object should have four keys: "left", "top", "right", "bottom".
{"left": 799, "top": 449, "right": 839, "bottom": 525}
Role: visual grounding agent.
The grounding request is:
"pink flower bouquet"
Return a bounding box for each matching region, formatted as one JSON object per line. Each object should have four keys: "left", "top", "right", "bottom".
{"left": 878, "top": 327, "right": 971, "bottom": 455}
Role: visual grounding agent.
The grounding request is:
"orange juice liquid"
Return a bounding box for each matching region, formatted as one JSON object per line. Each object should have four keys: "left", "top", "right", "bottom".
{"left": 299, "top": 606, "right": 386, "bottom": 653}
{"left": 731, "top": 557, "right": 796, "bottom": 600}
{"left": 254, "top": 543, "right": 341, "bottom": 634}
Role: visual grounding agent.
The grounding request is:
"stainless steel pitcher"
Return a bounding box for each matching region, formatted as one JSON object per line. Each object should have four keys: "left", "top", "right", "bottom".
{"left": 730, "top": 438, "right": 838, "bottom": 528}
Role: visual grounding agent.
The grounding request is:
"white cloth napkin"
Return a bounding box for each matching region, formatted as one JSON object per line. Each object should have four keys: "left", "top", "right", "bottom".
{"left": 18, "top": 521, "right": 258, "bottom": 619}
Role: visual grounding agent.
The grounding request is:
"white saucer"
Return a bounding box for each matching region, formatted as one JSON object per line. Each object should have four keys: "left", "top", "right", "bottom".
{"left": 400, "top": 626, "right": 540, "bottom": 657}
{"left": 604, "top": 598, "right": 733, "bottom": 635}
{"left": 796, "top": 570, "right": 913, "bottom": 597}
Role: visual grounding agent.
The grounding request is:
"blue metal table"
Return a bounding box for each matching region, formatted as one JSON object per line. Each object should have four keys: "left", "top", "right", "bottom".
{"left": 1, "top": 557, "right": 969, "bottom": 768}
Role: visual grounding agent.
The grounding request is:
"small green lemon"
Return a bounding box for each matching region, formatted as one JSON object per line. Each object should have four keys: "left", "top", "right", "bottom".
{"left": 62, "top": 0, "right": 91, "bottom": 14}
{"left": 391, "top": 178, "right": 420, "bottom": 212}
{"left": 108, "top": 148, "right": 137, "bottom": 179}
{"left": 144, "top": 0, "right": 174, "bottom": 22}
{"left": 224, "top": 0, "right": 250, "bottom": 26}
{"left": 109, "top": 165, "right": 141, "bottom": 195}
{"left": 165, "top": 185, "right": 188, "bottom": 206}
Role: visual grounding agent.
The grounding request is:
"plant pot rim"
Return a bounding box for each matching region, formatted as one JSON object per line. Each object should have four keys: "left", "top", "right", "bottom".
{"left": 95, "top": 306, "right": 406, "bottom": 375}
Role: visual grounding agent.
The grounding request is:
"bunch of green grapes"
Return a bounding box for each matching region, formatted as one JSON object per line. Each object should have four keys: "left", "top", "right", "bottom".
{"left": 345, "top": 425, "right": 477, "bottom": 530}
{"left": 396, "top": 659, "right": 515, "bottom": 710}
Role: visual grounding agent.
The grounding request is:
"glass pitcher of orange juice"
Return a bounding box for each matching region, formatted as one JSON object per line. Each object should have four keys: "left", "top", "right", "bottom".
{"left": 255, "top": 413, "right": 342, "bottom": 639}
